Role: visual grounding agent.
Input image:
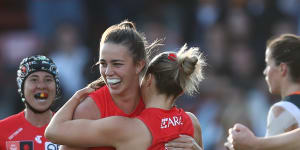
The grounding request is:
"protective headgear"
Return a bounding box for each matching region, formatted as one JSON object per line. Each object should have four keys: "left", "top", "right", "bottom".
{"left": 17, "top": 55, "right": 60, "bottom": 101}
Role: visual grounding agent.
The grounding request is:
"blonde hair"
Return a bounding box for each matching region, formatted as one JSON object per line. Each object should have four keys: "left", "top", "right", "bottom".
{"left": 145, "top": 44, "right": 206, "bottom": 97}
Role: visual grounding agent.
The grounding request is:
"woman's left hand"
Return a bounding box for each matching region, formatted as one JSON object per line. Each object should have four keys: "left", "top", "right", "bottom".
{"left": 165, "top": 135, "right": 203, "bottom": 150}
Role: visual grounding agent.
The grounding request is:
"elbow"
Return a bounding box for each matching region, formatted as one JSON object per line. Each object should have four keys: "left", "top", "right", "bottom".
{"left": 44, "top": 127, "right": 53, "bottom": 140}
{"left": 45, "top": 124, "right": 72, "bottom": 145}
{"left": 45, "top": 126, "right": 59, "bottom": 143}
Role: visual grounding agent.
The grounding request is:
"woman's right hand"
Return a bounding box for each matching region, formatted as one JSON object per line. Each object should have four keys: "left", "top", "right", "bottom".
{"left": 87, "top": 77, "right": 105, "bottom": 90}
{"left": 225, "top": 123, "right": 258, "bottom": 150}
{"left": 72, "top": 87, "right": 95, "bottom": 102}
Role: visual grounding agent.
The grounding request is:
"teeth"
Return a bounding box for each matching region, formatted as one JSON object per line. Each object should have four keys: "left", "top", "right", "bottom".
{"left": 37, "top": 99, "right": 47, "bottom": 102}
{"left": 107, "top": 79, "right": 121, "bottom": 85}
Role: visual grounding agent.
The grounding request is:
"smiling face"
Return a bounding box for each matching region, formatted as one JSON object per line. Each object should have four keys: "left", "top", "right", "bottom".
{"left": 263, "top": 48, "right": 281, "bottom": 95}
{"left": 99, "top": 43, "right": 143, "bottom": 96}
{"left": 23, "top": 71, "right": 56, "bottom": 113}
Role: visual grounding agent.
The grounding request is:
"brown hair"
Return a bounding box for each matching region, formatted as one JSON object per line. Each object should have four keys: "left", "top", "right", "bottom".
{"left": 100, "top": 20, "right": 146, "bottom": 64}
{"left": 145, "top": 44, "right": 206, "bottom": 98}
{"left": 267, "top": 34, "right": 300, "bottom": 82}
{"left": 89, "top": 20, "right": 161, "bottom": 88}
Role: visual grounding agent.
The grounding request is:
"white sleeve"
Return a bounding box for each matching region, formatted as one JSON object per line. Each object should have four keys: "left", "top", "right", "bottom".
{"left": 265, "top": 101, "right": 300, "bottom": 137}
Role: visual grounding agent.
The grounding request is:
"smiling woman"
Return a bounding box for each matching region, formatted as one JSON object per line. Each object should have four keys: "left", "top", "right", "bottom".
{"left": 99, "top": 43, "right": 144, "bottom": 96}
{"left": 23, "top": 71, "right": 56, "bottom": 113}
{"left": 0, "top": 55, "right": 60, "bottom": 150}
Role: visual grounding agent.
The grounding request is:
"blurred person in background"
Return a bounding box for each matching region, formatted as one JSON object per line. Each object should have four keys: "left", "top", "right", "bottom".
{"left": 226, "top": 126, "right": 300, "bottom": 150}
{"left": 50, "top": 21, "right": 89, "bottom": 100}
{"left": 60, "top": 20, "right": 202, "bottom": 150}
{"left": 225, "top": 34, "right": 300, "bottom": 150}
{"left": 0, "top": 32, "right": 43, "bottom": 119}
{"left": 0, "top": 55, "right": 60, "bottom": 150}
{"left": 225, "top": 124, "right": 300, "bottom": 150}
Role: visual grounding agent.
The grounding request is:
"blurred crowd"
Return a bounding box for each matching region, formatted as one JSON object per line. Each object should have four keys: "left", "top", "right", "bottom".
{"left": 0, "top": 0, "right": 299, "bottom": 150}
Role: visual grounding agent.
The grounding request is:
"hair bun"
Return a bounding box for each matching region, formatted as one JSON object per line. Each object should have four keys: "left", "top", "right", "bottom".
{"left": 181, "top": 56, "right": 198, "bottom": 75}
{"left": 118, "top": 20, "right": 136, "bottom": 29}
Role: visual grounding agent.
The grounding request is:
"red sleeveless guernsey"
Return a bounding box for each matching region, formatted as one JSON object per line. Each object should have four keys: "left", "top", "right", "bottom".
{"left": 0, "top": 111, "right": 59, "bottom": 150}
{"left": 88, "top": 85, "right": 145, "bottom": 150}
{"left": 137, "top": 107, "right": 194, "bottom": 150}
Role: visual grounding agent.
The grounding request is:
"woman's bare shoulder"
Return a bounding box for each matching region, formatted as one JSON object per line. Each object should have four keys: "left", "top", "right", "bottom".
{"left": 73, "top": 96, "right": 101, "bottom": 120}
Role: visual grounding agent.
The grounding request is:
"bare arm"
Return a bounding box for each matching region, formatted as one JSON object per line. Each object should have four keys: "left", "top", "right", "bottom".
{"left": 255, "top": 128, "right": 300, "bottom": 150}
{"left": 72, "top": 97, "right": 101, "bottom": 120}
{"left": 60, "top": 91, "right": 101, "bottom": 150}
{"left": 165, "top": 112, "right": 203, "bottom": 150}
{"left": 226, "top": 123, "right": 300, "bottom": 150}
{"left": 45, "top": 87, "right": 139, "bottom": 147}
{"left": 188, "top": 112, "right": 203, "bottom": 149}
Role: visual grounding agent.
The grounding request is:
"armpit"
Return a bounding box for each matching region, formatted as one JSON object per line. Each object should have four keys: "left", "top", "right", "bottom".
{"left": 284, "top": 123, "right": 298, "bottom": 132}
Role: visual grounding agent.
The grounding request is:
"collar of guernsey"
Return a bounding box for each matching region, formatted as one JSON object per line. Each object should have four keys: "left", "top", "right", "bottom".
{"left": 283, "top": 91, "right": 300, "bottom": 108}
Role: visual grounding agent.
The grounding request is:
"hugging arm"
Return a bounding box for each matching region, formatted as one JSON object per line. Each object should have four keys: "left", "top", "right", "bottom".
{"left": 45, "top": 88, "right": 132, "bottom": 147}
{"left": 59, "top": 96, "right": 100, "bottom": 150}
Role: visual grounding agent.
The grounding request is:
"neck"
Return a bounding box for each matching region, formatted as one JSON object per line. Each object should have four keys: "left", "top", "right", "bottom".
{"left": 24, "top": 108, "right": 53, "bottom": 127}
{"left": 280, "top": 80, "right": 300, "bottom": 99}
{"left": 111, "top": 86, "right": 141, "bottom": 114}
{"left": 144, "top": 93, "right": 175, "bottom": 110}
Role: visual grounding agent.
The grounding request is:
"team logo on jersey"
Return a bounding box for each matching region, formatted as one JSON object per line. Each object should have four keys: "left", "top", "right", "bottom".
{"left": 6, "top": 141, "right": 19, "bottom": 150}
{"left": 45, "top": 142, "right": 60, "bottom": 150}
{"left": 8, "top": 128, "right": 23, "bottom": 140}
{"left": 20, "top": 141, "right": 33, "bottom": 150}
{"left": 161, "top": 116, "right": 183, "bottom": 129}
{"left": 35, "top": 135, "right": 42, "bottom": 144}
{"left": 6, "top": 141, "right": 33, "bottom": 150}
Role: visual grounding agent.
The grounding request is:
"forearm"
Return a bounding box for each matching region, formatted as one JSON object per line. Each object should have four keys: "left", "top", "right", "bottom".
{"left": 58, "top": 97, "right": 101, "bottom": 149}
{"left": 45, "top": 88, "right": 92, "bottom": 144}
{"left": 255, "top": 129, "right": 300, "bottom": 150}
{"left": 60, "top": 145, "right": 88, "bottom": 150}
{"left": 193, "top": 142, "right": 203, "bottom": 150}
{"left": 45, "top": 94, "right": 82, "bottom": 141}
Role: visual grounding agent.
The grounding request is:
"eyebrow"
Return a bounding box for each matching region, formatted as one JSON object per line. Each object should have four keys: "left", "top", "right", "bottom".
{"left": 29, "top": 74, "right": 53, "bottom": 78}
{"left": 45, "top": 75, "right": 54, "bottom": 78}
{"left": 99, "top": 59, "right": 125, "bottom": 63}
{"left": 29, "top": 74, "right": 39, "bottom": 78}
